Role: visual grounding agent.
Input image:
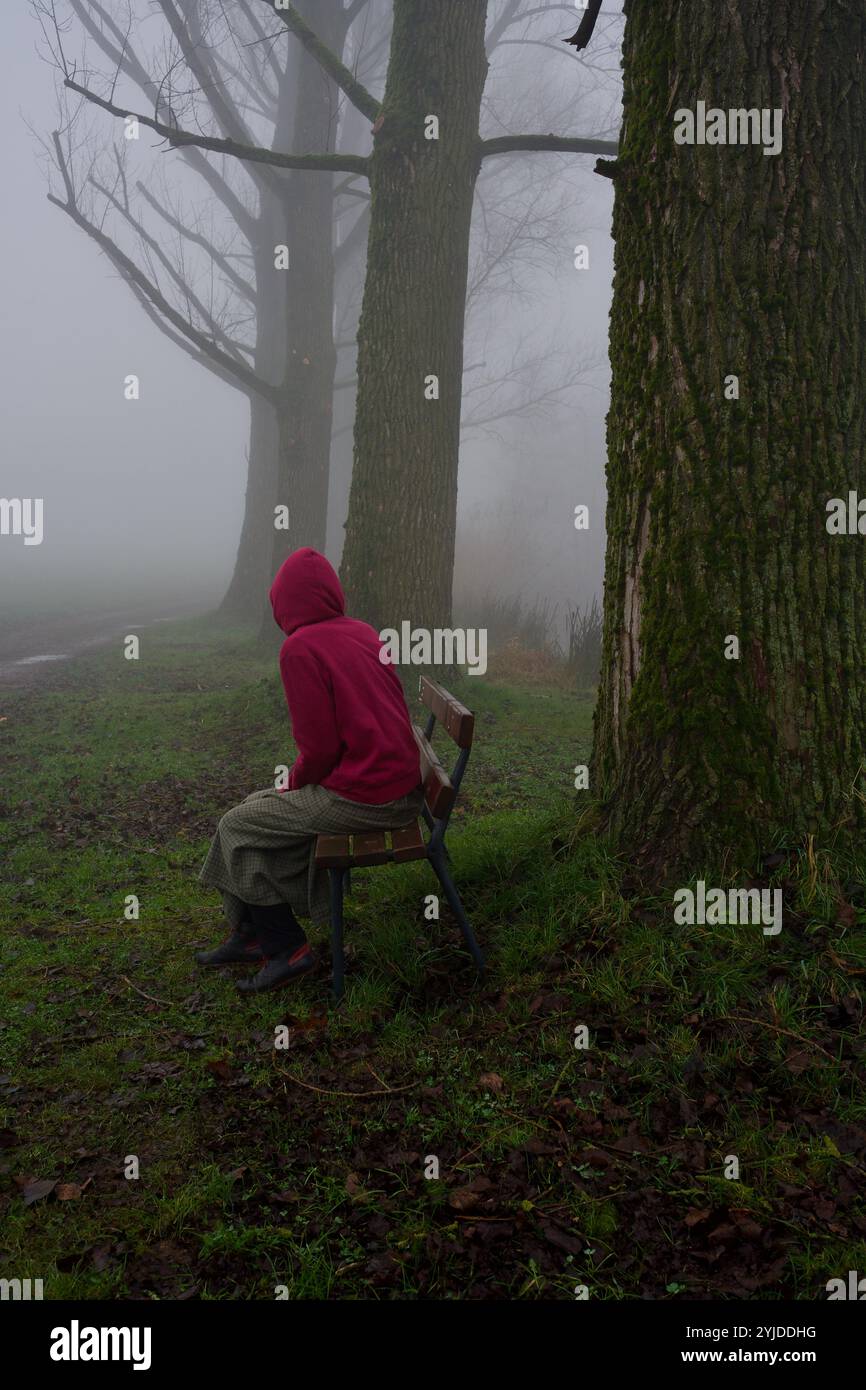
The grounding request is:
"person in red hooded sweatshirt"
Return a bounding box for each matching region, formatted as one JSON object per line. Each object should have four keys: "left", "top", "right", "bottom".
{"left": 197, "top": 548, "right": 423, "bottom": 993}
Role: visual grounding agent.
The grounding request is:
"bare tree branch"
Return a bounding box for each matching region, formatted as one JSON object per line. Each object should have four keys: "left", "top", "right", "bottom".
{"left": 154, "top": 2, "right": 256, "bottom": 150}
{"left": 64, "top": 76, "right": 370, "bottom": 174}
{"left": 460, "top": 343, "right": 600, "bottom": 440}
{"left": 175, "top": 143, "right": 259, "bottom": 242}
{"left": 90, "top": 173, "right": 253, "bottom": 362}
{"left": 485, "top": 0, "right": 524, "bottom": 55}
{"left": 479, "top": 132, "right": 618, "bottom": 160}
{"left": 58, "top": 0, "right": 261, "bottom": 237}
{"left": 48, "top": 130, "right": 279, "bottom": 403}
{"left": 564, "top": 0, "right": 604, "bottom": 52}
{"left": 260, "top": 0, "right": 380, "bottom": 122}
{"left": 344, "top": 0, "right": 373, "bottom": 26}
{"left": 238, "top": 0, "right": 285, "bottom": 89}
{"left": 136, "top": 181, "right": 256, "bottom": 304}
{"left": 126, "top": 276, "right": 251, "bottom": 394}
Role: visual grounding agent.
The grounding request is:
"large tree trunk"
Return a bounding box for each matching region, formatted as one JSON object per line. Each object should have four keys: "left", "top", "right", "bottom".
{"left": 266, "top": 1, "right": 346, "bottom": 603}
{"left": 339, "top": 0, "right": 489, "bottom": 633}
{"left": 219, "top": 389, "right": 280, "bottom": 618}
{"left": 592, "top": 0, "right": 866, "bottom": 880}
{"left": 218, "top": 206, "right": 285, "bottom": 619}
{"left": 224, "top": 0, "right": 344, "bottom": 631}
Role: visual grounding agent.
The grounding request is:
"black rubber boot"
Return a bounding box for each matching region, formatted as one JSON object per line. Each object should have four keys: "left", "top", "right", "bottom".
{"left": 235, "top": 902, "right": 312, "bottom": 994}
{"left": 236, "top": 941, "right": 315, "bottom": 995}
{"left": 243, "top": 902, "right": 308, "bottom": 957}
{"left": 195, "top": 922, "right": 264, "bottom": 967}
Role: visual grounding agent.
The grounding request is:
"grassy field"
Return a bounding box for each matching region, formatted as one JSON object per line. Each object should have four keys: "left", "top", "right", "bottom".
{"left": 1, "top": 618, "right": 865, "bottom": 1300}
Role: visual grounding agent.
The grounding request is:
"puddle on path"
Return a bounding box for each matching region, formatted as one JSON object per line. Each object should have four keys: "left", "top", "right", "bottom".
{"left": 13, "top": 654, "right": 69, "bottom": 666}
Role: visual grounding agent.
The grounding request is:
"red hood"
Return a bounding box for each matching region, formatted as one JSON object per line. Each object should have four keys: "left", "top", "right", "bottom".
{"left": 269, "top": 548, "right": 345, "bottom": 636}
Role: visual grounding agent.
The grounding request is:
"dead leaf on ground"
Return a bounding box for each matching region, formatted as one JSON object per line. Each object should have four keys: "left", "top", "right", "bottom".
{"left": 20, "top": 1178, "right": 57, "bottom": 1205}
{"left": 684, "top": 1208, "right": 711, "bottom": 1228}
{"left": 541, "top": 1223, "right": 583, "bottom": 1255}
{"left": 784, "top": 1048, "right": 814, "bottom": 1075}
{"left": 56, "top": 1179, "right": 88, "bottom": 1201}
{"left": 205, "top": 1058, "right": 233, "bottom": 1082}
{"left": 345, "top": 1172, "right": 370, "bottom": 1201}
{"left": 448, "top": 1177, "right": 494, "bottom": 1212}
{"left": 278, "top": 1011, "right": 328, "bottom": 1034}
{"left": 477, "top": 1072, "right": 504, "bottom": 1092}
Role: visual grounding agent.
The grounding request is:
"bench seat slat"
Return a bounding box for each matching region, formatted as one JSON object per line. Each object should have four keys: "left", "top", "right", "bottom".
{"left": 315, "top": 834, "right": 351, "bottom": 867}
{"left": 315, "top": 825, "right": 428, "bottom": 869}
{"left": 352, "top": 832, "right": 391, "bottom": 866}
{"left": 391, "top": 820, "right": 427, "bottom": 862}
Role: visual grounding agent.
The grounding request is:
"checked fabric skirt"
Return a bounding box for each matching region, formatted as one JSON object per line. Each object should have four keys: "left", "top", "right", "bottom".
{"left": 199, "top": 783, "right": 425, "bottom": 929}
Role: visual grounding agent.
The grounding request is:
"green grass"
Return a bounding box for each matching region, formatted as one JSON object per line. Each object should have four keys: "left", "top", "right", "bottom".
{"left": 0, "top": 617, "right": 864, "bottom": 1300}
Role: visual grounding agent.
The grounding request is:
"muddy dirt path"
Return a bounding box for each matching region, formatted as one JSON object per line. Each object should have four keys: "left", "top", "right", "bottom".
{"left": 0, "top": 603, "right": 206, "bottom": 686}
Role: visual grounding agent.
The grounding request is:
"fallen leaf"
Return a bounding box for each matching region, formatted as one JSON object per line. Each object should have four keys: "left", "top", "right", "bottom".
{"left": 447, "top": 1177, "right": 493, "bottom": 1212}
{"left": 541, "top": 1223, "right": 583, "bottom": 1255}
{"left": 278, "top": 1011, "right": 327, "bottom": 1034}
{"left": 784, "top": 1048, "right": 812, "bottom": 1075}
{"left": 581, "top": 1147, "right": 613, "bottom": 1169}
{"left": 345, "top": 1172, "right": 368, "bottom": 1200}
{"left": 21, "top": 1178, "right": 57, "bottom": 1206}
{"left": 477, "top": 1072, "right": 504, "bottom": 1092}
{"left": 731, "top": 1208, "right": 763, "bottom": 1240}
{"left": 684, "top": 1207, "right": 711, "bottom": 1228}
{"left": 138, "top": 1061, "right": 181, "bottom": 1079}
{"left": 522, "top": 1137, "right": 558, "bottom": 1156}
{"left": 205, "top": 1058, "right": 233, "bottom": 1082}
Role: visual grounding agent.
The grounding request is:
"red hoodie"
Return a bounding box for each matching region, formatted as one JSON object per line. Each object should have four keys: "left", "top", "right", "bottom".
{"left": 269, "top": 548, "right": 421, "bottom": 804}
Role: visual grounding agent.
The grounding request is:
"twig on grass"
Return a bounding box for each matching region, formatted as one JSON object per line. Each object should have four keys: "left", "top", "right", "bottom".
{"left": 280, "top": 1072, "right": 418, "bottom": 1099}
{"left": 718, "top": 1013, "right": 838, "bottom": 1062}
{"left": 120, "top": 974, "right": 172, "bottom": 1007}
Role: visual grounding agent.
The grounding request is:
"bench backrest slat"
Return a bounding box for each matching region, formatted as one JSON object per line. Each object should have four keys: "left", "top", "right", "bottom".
{"left": 419, "top": 676, "right": 474, "bottom": 748}
{"left": 412, "top": 723, "right": 455, "bottom": 820}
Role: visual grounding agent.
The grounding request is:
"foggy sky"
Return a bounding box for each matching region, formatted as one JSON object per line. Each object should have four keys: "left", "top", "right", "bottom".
{"left": 0, "top": 1, "right": 622, "bottom": 625}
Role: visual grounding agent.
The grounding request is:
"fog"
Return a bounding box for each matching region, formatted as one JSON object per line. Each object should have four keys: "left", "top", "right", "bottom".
{"left": 0, "top": 0, "right": 623, "bottom": 642}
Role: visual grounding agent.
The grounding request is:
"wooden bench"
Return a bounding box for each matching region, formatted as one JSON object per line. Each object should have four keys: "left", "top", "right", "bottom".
{"left": 315, "top": 675, "right": 484, "bottom": 998}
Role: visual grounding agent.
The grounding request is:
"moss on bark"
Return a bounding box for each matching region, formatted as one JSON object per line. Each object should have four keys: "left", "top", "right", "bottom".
{"left": 592, "top": 0, "right": 866, "bottom": 880}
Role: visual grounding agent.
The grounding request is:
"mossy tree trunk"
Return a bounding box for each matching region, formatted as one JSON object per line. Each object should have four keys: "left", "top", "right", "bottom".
{"left": 339, "top": 0, "right": 489, "bottom": 634}
{"left": 592, "top": 0, "right": 866, "bottom": 880}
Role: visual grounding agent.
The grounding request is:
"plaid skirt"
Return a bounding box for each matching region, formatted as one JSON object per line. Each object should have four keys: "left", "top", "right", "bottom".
{"left": 199, "top": 782, "right": 425, "bottom": 929}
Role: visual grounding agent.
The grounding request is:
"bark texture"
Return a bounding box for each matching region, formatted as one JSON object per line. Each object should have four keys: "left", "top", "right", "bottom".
{"left": 223, "top": 0, "right": 344, "bottom": 627}
{"left": 339, "top": 0, "right": 489, "bottom": 633}
{"left": 592, "top": 0, "right": 866, "bottom": 877}
{"left": 268, "top": 0, "right": 346, "bottom": 589}
{"left": 219, "top": 226, "right": 284, "bottom": 619}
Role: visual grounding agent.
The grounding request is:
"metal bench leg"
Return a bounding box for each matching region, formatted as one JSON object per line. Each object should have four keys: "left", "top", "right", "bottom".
{"left": 429, "top": 851, "right": 485, "bottom": 975}
{"left": 329, "top": 867, "right": 346, "bottom": 1000}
